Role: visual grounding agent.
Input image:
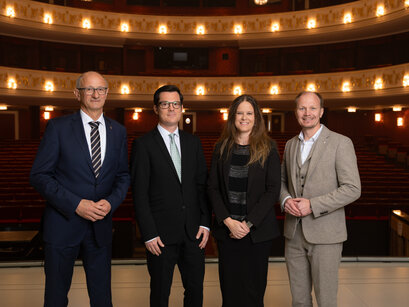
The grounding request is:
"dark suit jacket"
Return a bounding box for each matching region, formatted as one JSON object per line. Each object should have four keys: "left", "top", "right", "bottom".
{"left": 30, "top": 111, "right": 130, "bottom": 247}
{"left": 207, "top": 141, "right": 281, "bottom": 243}
{"left": 130, "top": 127, "right": 210, "bottom": 244}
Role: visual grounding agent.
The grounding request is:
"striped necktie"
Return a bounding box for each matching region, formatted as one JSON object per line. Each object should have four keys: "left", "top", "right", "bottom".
{"left": 169, "top": 133, "right": 181, "bottom": 182}
{"left": 89, "top": 121, "right": 101, "bottom": 178}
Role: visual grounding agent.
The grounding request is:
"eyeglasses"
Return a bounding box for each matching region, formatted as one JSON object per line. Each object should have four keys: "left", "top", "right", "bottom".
{"left": 77, "top": 87, "right": 108, "bottom": 95}
{"left": 158, "top": 101, "right": 182, "bottom": 109}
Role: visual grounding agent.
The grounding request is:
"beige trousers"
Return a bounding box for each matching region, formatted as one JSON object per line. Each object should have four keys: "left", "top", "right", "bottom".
{"left": 285, "top": 222, "right": 343, "bottom": 307}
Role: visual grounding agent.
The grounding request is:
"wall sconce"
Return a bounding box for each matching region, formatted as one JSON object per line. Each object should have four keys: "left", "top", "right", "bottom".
{"left": 403, "top": 74, "right": 409, "bottom": 87}
{"left": 196, "top": 86, "right": 205, "bottom": 95}
{"left": 220, "top": 109, "right": 228, "bottom": 121}
{"left": 270, "top": 85, "right": 279, "bottom": 95}
{"left": 43, "top": 13, "right": 53, "bottom": 24}
{"left": 306, "top": 84, "right": 316, "bottom": 92}
{"left": 159, "top": 25, "right": 167, "bottom": 34}
{"left": 121, "top": 85, "right": 130, "bottom": 94}
{"left": 374, "top": 113, "right": 382, "bottom": 122}
{"left": 254, "top": 0, "right": 268, "bottom": 5}
{"left": 121, "top": 23, "right": 129, "bottom": 32}
{"left": 233, "top": 86, "right": 242, "bottom": 96}
{"left": 7, "top": 78, "right": 17, "bottom": 89}
{"left": 393, "top": 106, "right": 402, "bottom": 112}
{"left": 44, "top": 81, "right": 54, "bottom": 92}
{"left": 405, "top": 0, "right": 409, "bottom": 7}
{"left": 196, "top": 25, "right": 205, "bottom": 35}
{"left": 44, "top": 106, "right": 54, "bottom": 111}
{"left": 347, "top": 107, "right": 356, "bottom": 113}
{"left": 376, "top": 5, "right": 385, "bottom": 17}
{"left": 0, "top": 105, "right": 7, "bottom": 110}
{"left": 44, "top": 112, "right": 50, "bottom": 120}
{"left": 374, "top": 78, "right": 383, "bottom": 90}
{"left": 133, "top": 108, "right": 142, "bottom": 120}
{"left": 342, "top": 81, "right": 351, "bottom": 92}
{"left": 271, "top": 22, "right": 280, "bottom": 32}
{"left": 234, "top": 24, "right": 243, "bottom": 34}
{"left": 262, "top": 109, "right": 271, "bottom": 113}
{"left": 82, "top": 19, "right": 91, "bottom": 29}
{"left": 343, "top": 13, "right": 352, "bottom": 24}
{"left": 307, "top": 19, "right": 316, "bottom": 29}
{"left": 6, "top": 6, "right": 15, "bottom": 18}
{"left": 397, "top": 117, "right": 404, "bottom": 127}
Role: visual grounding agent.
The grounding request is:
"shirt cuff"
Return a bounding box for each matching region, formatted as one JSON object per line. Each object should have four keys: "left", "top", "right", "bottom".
{"left": 200, "top": 225, "right": 210, "bottom": 231}
{"left": 145, "top": 236, "right": 158, "bottom": 243}
{"left": 281, "top": 196, "right": 292, "bottom": 211}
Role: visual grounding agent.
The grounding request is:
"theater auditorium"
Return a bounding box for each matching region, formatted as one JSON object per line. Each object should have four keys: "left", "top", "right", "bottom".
{"left": 0, "top": 0, "right": 409, "bottom": 306}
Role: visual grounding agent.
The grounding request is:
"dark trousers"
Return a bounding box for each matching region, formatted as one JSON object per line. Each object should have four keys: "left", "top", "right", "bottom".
{"left": 43, "top": 224, "right": 112, "bottom": 307}
{"left": 217, "top": 235, "right": 273, "bottom": 307}
{"left": 147, "top": 230, "right": 205, "bottom": 307}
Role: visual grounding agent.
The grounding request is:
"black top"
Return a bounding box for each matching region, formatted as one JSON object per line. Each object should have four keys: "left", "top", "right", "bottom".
{"left": 227, "top": 144, "right": 249, "bottom": 221}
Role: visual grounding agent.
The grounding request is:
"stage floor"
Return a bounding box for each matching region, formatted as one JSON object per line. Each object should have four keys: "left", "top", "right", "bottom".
{"left": 0, "top": 260, "right": 409, "bottom": 306}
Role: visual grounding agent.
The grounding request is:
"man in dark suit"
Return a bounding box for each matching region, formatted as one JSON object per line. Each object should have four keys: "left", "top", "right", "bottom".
{"left": 131, "top": 85, "right": 210, "bottom": 307}
{"left": 30, "top": 71, "right": 130, "bottom": 307}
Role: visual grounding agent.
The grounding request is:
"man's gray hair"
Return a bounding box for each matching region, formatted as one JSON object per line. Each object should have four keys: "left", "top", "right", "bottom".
{"left": 75, "top": 71, "right": 108, "bottom": 88}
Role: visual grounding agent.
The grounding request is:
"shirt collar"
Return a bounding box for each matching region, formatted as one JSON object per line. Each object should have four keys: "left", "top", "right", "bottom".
{"left": 80, "top": 110, "right": 105, "bottom": 127}
{"left": 157, "top": 123, "right": 179, "bottom": 138}
{"left": 298, "top": 124, "right": 323, "bottom": 143}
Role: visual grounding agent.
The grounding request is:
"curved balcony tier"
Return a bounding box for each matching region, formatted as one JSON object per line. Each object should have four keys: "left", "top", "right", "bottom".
{"left": 1, "top": 63, "right": 409, "bottom": 110}
{"left": 1, "top": 0, "right": 409, "bottom": 48}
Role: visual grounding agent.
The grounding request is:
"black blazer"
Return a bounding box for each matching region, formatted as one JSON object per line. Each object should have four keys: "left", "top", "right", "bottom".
{"left": 207, "top": 141, "right": 281, "bottom": 243}
{"left": 30, "top": 111, "right": 130, "bottom": 247}
{"left": 131, "top": 127, "right": 210, "bottom": 244}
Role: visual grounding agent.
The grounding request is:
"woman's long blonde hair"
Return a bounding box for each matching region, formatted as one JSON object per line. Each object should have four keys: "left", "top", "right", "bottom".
{"left": 217, "top": 95, "right": 272, "bottom": 166}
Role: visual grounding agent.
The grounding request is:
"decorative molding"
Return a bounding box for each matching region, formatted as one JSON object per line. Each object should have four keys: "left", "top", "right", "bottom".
{"left": 1, "top": 64, "right": 409, "bottom": 110}
{"left": 1, "top": 0, "right": 409, "bottom": 47}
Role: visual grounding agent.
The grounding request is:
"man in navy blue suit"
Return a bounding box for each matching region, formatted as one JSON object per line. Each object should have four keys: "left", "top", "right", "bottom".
{"left": 30, "top": 71, "right": 130, "bottom": 307}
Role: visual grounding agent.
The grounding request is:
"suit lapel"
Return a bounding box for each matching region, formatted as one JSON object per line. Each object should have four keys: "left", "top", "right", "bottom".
{"left": 288, "top": 137, "right": 299, "bottom": 197}
{"left": 180, "top": 131, "right": 188, "bottom": 183}
{"left": 71, "top": 112, "right": 94, "bottom": 174}
{"left": 153, "top": 128, "right": 181, "bottom": 183}
{"left": 222, "top": 147, "right": 232, "bottom": 195}
{"left": 305, "top": 126, "right": 330, "bottom": 182}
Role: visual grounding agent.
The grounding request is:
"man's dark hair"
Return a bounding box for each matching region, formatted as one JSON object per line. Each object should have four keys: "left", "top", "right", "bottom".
{"left": 153, "top": 85, "right": 183, "bottom": 106}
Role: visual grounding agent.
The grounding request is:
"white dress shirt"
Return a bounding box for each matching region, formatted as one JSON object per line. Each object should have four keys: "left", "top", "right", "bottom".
{"left": 80, "top": 110, "right": 106, "bottom": 164}
{"left": 281, "top": 124, "right": 324, "bottom": 210}
{"left": 157, "top": 124, "right": 181, "bottom": 158}
{"left": 298, "top": 124, "right": 324, "bottom": 165}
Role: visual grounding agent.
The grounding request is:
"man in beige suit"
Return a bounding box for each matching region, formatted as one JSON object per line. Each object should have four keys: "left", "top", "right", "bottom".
{"left": 280, "top": 91, "right": 361, "bottom": 307}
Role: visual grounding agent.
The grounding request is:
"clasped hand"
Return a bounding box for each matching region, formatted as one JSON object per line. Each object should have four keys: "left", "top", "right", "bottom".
{"left": 224, "top": 217, "right": 250, "bottom": 239}
{"left": 75, "top": 199, "right": 111, "bottom": 222}
{"left": 284, "top": 198, "right": 312, "bottom": 217}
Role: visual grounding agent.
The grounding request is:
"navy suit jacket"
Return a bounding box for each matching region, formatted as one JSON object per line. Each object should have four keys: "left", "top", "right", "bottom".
{"left": 30, "top": 111, "right": 130, "bottom": 247}
{"left": 130, "top": 127, "right": 210, "bottom": 244}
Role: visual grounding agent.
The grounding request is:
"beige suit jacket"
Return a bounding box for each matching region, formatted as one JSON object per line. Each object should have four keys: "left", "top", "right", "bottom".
{"left": 279, "top": 126, "right": 361, "bottom": 244}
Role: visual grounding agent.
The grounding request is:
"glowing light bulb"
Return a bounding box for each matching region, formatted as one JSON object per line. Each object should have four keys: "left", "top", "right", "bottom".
{"left": 196, "top": 25, "right": 205, "bottom": 35}
{"left": 121, "top": 23, "right": 129, "bottom": 32}
{"left": 82, "top": 19, "right": 91, "bottom": 29}
{"left": 343, "top": 13, "right": 352, "bottom": 24}
{"left": 234, "top": 25, "right": 243, "bottom": 34}
{"left": 43, "top": 13, "right": 53, "bottom": 24}
{"left": 44, "top": 81, "right": 54, "bottom": 92}
{"left": 271, "top": 23, "right": 280, "bottom": 32}
{"left": 159, "top": 25, "right": 167, "bottom": 34}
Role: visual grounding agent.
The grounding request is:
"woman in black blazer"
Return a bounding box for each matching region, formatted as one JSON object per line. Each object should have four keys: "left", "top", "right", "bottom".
{"left": 207, "top": 95, "right": 281, "bottom": 307}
